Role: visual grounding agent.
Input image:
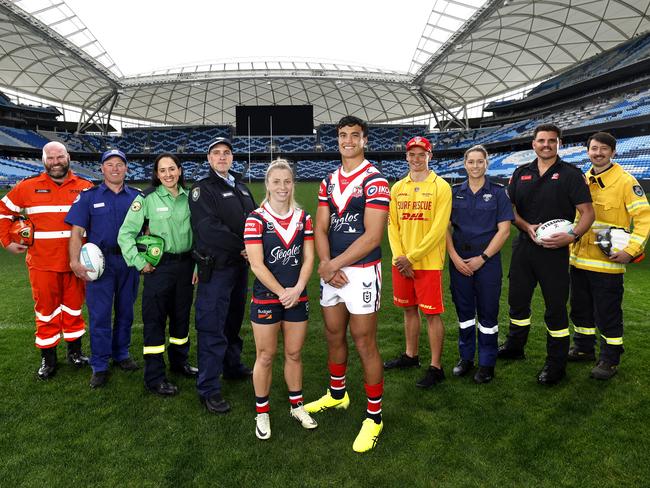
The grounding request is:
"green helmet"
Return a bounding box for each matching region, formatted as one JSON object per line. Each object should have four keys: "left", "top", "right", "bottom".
{"left": 135, "top": 235, "right": 165, "bottom": 267}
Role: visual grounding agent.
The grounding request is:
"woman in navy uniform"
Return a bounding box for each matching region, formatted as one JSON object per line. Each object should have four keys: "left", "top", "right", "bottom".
{"left": 446, "top": 145, "right": 513, "bottom": 383}
{"left": 244, "top": 159, "right": 317, "bottom": 440}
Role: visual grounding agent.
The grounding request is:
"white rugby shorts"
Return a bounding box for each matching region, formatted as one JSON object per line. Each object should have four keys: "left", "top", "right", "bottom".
{"left": 320, "top": 264, "right": 382, "bottom": 315}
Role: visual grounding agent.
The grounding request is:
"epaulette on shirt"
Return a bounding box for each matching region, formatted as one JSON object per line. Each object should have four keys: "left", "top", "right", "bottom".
{"left": 493, "top": 182, "right": 505, "bottom": 187}
{"left": 142, "top": 187, "right": 157, "bottom": 197}
{"left": 452, "top": 182, "right": 463, "bottom": 187}
{"left": 82, "top": 185, "right": 99, "bottom": 192}
{"left": 127, "top": 185, "right": 144, "bottom": 195}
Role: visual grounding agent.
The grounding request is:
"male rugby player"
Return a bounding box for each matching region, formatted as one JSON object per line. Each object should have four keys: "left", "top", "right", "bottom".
{"left": 569, "top": 132, "right": 650, "bottom": 379}
{"left": 384, "top": 136, "right": 452, "bottom": 388}
{"left": 304, "top": 115, "right": 389, "bottom": 453}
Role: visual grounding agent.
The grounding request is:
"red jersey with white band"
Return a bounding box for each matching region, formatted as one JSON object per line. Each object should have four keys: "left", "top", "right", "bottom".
{"left": 0, "top": 171, "right": 92, "bottom": 272}
{"left": 244, "top": 203, "right": 313, "bottom": 304}
{"left": 318, "top": 160, "right": 390, "bottom": 266}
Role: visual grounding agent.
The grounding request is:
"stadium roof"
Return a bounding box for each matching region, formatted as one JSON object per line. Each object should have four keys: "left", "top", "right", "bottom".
{"left": 1, "top": 0, "right": 650, "bottom": 128}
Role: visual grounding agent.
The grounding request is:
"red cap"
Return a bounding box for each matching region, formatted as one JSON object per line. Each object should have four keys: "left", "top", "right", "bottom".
{"left": 406, "top": 136, "right": 432, "bottom": 152}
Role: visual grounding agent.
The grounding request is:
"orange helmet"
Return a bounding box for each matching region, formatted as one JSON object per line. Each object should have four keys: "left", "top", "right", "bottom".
{"left": 9, "top": 217, "right": 34, "bottom": 246}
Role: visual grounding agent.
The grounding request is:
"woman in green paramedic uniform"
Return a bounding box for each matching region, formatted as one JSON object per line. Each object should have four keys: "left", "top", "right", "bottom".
{"left": 118, "top": 153, "right": 198, "bottom": 396}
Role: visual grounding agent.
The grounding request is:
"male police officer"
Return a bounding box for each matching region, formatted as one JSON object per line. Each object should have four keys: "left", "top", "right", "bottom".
{"left": 499, "top": 124, "right": 594, "bottom": 385}
{"left": 190, "top": 138, "right": 256, "bottom": 413}
{"left": 569, "top": 132, "right": 650, "bottom": 379}
{"left": 67, "top": 149, "right": 142, "bottom": 388}
{"left": 0, "top": 141, "right": 93, "bottom": 379}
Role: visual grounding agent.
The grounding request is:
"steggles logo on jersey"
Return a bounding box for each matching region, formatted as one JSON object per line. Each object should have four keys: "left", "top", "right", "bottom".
{"left": 330, "top": 212, "right": 359, "bottom": 233}
{"left": 268, "top": 244, "right": 302, "bottom": 266}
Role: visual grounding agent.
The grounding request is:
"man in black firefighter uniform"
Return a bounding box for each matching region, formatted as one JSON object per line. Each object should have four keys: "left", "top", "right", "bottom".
{"left": 190, "top": 137, "right": 256, "bottom": 413}
{"left": 499, "top": 124, "right": 594, "bottom": 385}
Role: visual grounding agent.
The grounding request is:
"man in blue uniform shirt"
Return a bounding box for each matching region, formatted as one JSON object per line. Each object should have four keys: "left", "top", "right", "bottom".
{"left": 67, "top": 149, "right": 141, "bottom": 388}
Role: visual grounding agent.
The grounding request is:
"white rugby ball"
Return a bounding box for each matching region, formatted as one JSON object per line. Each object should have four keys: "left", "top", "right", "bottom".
{"left": 80, "top": 243, "right": 105, "bottom": 281}
{"left": 535, "top": 219, "right": 575, "bottom": 243}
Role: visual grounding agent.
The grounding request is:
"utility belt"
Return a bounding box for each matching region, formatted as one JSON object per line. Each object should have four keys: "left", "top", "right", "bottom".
{"left": 191, "top": 249, "right": 243, "bottom": 283}
{"left": 102, "top": 246, "right": 122, "bottom": 256}
{"left": 453, "top": 239, "right": 492, "bottom": 253}
{"left": 159, "top": 251, "right": 192, "bottom": 265}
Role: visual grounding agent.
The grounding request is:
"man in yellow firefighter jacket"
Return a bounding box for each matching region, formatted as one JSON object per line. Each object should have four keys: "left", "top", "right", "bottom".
{"left": 569, "top": 132, "right": 650, "bottom": 380}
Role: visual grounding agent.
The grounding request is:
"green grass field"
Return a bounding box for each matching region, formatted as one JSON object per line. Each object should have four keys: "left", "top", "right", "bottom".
{"left": 1, "top": 181, "right": 649, "bottom": 487}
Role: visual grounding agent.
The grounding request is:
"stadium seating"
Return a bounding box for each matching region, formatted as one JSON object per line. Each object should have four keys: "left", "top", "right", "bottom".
{"left": 0, "top": 127, "right": 50, "bottom": 148}
{"left": 527, "top": 32, "right": 650, "bottom": 97}
{"left": 433, "top": 135, "right": 650, "bottom": 180}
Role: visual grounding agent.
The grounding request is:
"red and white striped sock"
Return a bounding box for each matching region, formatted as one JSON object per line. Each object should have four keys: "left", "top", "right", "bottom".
{"left": 288, "top": 390, "right": 303, "bottom": 409}
{"left": 365, "top": 380, "right": 383, "bottom": 424}
{"left": 255, "top": 395, "right": 270, "bottom": 414}
{"left": 328, "top": 361, "right": 347, "bottom": 400}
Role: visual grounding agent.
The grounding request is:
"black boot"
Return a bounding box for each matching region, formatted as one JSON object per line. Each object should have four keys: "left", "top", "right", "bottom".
{"left": 67, "top": 338, "right": 89, "bottom": 367}
{"left": 37, "top": 347, "right": 57, "bottom": 380}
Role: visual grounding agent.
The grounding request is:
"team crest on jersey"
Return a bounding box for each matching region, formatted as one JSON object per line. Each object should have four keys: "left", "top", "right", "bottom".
{"left": 483, "top": 194, "right": 493, "bottom": 202}
{"left": 297, "top": 221, "right": 304, "bottom": 230}
{"left": 551, "top": 173, "right": 559, "bottom": 180}
{"left": 266, "top": 221, "right": 275, "bottom": 231}
{"left": 131, "top": 201, "right": 142, "bottom": 212}
{"left": 352, "top": 186, "right": 363, "bottom": 197}
{"left": 633, "top": 185, "right": 644, "bottom": 197}
{"left": 327, "top": 184, "right": 335, "bottom": 195}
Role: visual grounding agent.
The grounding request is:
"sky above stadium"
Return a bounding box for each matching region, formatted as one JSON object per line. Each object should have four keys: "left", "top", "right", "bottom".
{"left": 62, "top": 0, "right": 442, "bottom": 76}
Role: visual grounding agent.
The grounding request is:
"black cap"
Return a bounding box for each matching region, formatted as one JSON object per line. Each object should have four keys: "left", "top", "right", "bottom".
{"left": 208, "top": 137, "right": 233, "bottom": 153}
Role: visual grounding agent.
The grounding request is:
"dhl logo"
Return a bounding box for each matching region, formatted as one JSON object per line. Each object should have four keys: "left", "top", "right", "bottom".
{"left": 401, "top": 212, "right": 427, "bottom": 221}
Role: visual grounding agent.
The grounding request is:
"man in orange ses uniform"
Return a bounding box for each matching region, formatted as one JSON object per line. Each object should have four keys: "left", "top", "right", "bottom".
{"left": 0, "top": 141, "right": 93, "bottom": 379}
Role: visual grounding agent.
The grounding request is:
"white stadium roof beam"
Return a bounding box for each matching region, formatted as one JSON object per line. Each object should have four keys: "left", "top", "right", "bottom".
{"left": 1, "top": 0, "right": 649, "bottom": 128}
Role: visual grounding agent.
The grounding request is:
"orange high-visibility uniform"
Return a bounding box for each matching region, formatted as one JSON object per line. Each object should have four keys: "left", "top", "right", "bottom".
{"left": 0, "top": 171, "right": 93, "bottom": 348}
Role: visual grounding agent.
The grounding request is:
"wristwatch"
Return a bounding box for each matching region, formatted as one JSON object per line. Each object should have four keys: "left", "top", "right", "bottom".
{"left": 568, "top": 228, "right": 581, "bottom": 243}
{"left": 480, "top": 253, "right": 489, "bottom": 262}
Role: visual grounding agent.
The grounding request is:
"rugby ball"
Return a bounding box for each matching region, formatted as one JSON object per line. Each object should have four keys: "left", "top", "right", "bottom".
{"left": 80, "top": 243, "right": 105, "bottom": 281}
{"left": 535, "top": 219, "right": 574, "bottom": 244}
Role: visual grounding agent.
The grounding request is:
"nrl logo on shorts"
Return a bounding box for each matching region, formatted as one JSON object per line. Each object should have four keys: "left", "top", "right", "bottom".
{"left": 362, "top": 291, "right": 371, "bottom": 303}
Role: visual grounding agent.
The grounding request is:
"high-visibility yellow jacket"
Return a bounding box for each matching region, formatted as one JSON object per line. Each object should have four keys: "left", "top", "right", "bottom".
{"left": 570, "top": 163, "right": 650, "bottom": 274}
{"left": 388, "top": 171, "right": 452, "bottom": 270}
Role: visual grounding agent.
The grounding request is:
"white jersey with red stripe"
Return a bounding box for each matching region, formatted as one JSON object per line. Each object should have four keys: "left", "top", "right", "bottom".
{"left": 318, "top": 160, "right": 389, "bottom": 266}
{"left": 0, "top": 171, "right": 93, "bottom": 272}
{"left": 244, "top": 203, "right": 313, "bottom": 304}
